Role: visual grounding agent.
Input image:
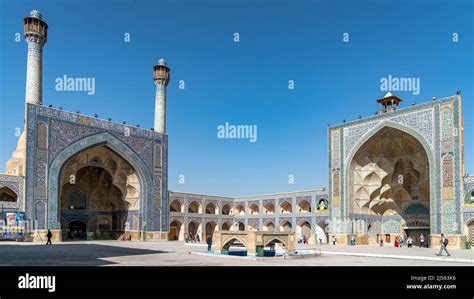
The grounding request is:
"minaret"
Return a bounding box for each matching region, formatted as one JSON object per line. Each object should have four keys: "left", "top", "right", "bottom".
{"left": 377, "top": 92, "right": 402, "bottom": 114}
{"left": 153, "top": 58, "right": 170, "bottom": 133}
{"left": 24, "top": 10, "right": 48, "bottom": 105}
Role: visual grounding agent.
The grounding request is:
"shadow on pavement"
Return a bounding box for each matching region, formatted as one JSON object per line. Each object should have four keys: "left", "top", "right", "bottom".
{"left": 0, "top": 243, "right": 169, "bottom": 266}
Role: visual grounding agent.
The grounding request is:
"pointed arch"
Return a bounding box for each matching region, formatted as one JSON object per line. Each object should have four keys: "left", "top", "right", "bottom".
{"left": 262, "top": 220, "right": 275, "bottom": 232}
{"left": 170, "top": 199, "right": 182, "bottom": 212}
{"left": 297, "top": 199, "right": 311, "bottom": 213}
{"left": 279, "top": 200, "right": 292, "bottom": 214}
{"left": 0, "top": 186, "right": 18, "bottom": 202}
{"left": 188, "top": 201, "right": 201, "bottom": 213}
{"left": 222, "top": 237, "right": 248, "bottom": 251}
{"left": 48, "top": 132, "right": 153, "bottom": 230}
{"left": 264, "top": 237, "right": 288, "bottom": 248}
{"left": 344, "top": 121, "right": 434, "bottom": 227}
{"left": 221, "top": 203, "right": 232, "bottom": 215}
{"left": 279, "top": 220, "right": 292, "bottom": 232}
{"left": 205, "top": 202, "right": 218, "bottom": 214}
{"left": 248, "top": 202, "right": 259, "bottom": 215}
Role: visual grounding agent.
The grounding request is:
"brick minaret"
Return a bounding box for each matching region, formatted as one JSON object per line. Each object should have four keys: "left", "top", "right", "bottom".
{"left": 24, "top": 10, "right": 48, "bottom": 105}
{"left": 153, "top": 58, "right": 170, "bottom": 133}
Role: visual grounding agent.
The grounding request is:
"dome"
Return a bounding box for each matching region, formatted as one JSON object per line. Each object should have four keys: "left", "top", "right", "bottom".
{"left": 30, "top": 10, "right": 43, "bottom": 19}
{"left": 158, "top": 58, "right": 167, "bottom": 66}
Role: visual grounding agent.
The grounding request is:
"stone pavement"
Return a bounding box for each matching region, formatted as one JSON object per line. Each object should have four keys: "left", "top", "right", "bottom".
{"left": 295, "top": 243, "right": 474, "bottom": 264}
{"left": 0, "top": 240, "right": 471, "bottom": 266}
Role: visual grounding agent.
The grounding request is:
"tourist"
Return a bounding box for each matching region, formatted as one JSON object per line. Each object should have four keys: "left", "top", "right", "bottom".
{"left": 45, "top": 229, "right": 52, "bottom": 245}
{"left": 379, "top": 237, "right": 384, "bottom": 247}
{"left": 407, "top": 236, "right": 413, "bottom": 248}
{"left": 436, "top": 234, "right": 451, "bottom": 256}
{"left": 399, "top": 235, "right": 404, "bottom": 247}
{"left": 394, "top": 237, "right": 399, "bottom": 247}
{"left": 195, "top": 234, "right": 200, "bottom": 243}
{"left": 302, "top": 235, "right": 307, "bottom": 244}
{"left": 420, "top": 233, "right": 425, "bottom": 248}
{"left": 332, "top": 235, "right": 336, "bottom": 245}
{"left": 206, "top": 236, "right": 212, "bottom": 251}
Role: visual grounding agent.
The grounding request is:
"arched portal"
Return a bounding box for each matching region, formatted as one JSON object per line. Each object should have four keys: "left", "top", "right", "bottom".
{"left": 296, "top": 220, "right": 312, "bottom": 241}
{"left": 235, "top": 204, "right": 245, "bottom": 216}
{"left": 188, "top": 201, "right": 201, "bottom": 214}
{"left": 222, "top": 237, "right": 247, "bottom": 252}
{"left": 348, "top": 126, "right": 431, "bottom": 237}
{"left": 248, "top": 203, "right": 259, "bottom": 215}
{"left": 67, "top": 220, "right": 87, "bottom": 240}
{"left": 297, "top": 200, "right": 311, "bottom": 213}
{"left": 316, "top": 220, "right": 329, "bottom": 244}
{"left": 169, "top": 220, "right": 184, "bottom": 241}
{"left": 205, "top": 221, "right": 218, "bottom": 240}
{"left": 0, "top": 186, "right": 18, "bottom": 202}
{"left": 188, "top": 221, "right": 201, "bottom": 241}
{"left": 263, "top": 221, "right": 275, "bottom": 232}
{"left": 263, "top": 202, "right": 275, "bottom": 214}
{"left": 222, "top": 221, "right": 232, "bottom": 231}
{"left": 170, "top": 200, "right": 183, "bottom": 212}
{"left": 48, "top": 132, "right": 153, "bottom": 236}
{"left": 59, "top": 144, "right": 141, "bottom": 240}
{"left": 280, "top": 201, "right": 292, "bottom": 214}
{"left": 237, "top": 221, "right": 245, "bottom": 231}
{"left": 221, "top": 204, "right": 232, "bottom": 215}
{"left": 248, "top": 220, "right": 258, "bottom": 231}
{"left": 280, "top": 220, "right": 292, "bottom": 232}
{"left": 205, "top": 202, "right": 218, "bottom": 214}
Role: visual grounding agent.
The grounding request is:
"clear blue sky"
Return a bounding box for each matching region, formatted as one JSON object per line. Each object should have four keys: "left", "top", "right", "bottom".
{"left": 0, "top": 0, "right": 472, "bottom": 196}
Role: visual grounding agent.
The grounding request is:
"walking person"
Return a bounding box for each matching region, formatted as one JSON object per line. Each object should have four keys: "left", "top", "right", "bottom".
{"left": 407, "top": 236, "right": 413, "bottom": 248}
{"left": 195, "top": 233, "right": 200, "bottom": 243}
{"left": 436, "top": 234, "right": 451, "bottom": 256}
{"left": 45, "top": 229, "right": 52, "bottom": 245}
{"left": 399, "top": 235, "right": 404, "bottom": 247}
{"left": 420, "top": 233, "right": 425, "bottom": 248}
{"left": 332, "top": 235, "right": 336, "bottom": 245}
{"left": 394, "top": 236, "right": 399, "bottom": 247}
{"left": 206, "top": 236, "right": 212, "bottom": 251}
{"left": 379, "top": 236, "right": 384, "bottom": 247}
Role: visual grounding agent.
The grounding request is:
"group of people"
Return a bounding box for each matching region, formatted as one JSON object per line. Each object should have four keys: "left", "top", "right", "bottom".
{"left": 67, "top": 229, "right": 86, "bottom": 240}
{"left": 378, "top": 233, "right": 451, "bottom": 256}
{"left": 185, "top": 232, "right": 200, "bottom": 243}
{"left": 378, "top": 233, "right": 426, "bottom": 248}
{"left": 298, "top": 235, "right": 309, "bottom": 244}
{"left": 393, "top": 235, "right": 414, "bottom": 247}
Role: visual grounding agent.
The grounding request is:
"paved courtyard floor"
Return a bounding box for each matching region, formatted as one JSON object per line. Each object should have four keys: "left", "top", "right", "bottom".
{"left": 0, "top": 240, "right": 473, "bottom": 266}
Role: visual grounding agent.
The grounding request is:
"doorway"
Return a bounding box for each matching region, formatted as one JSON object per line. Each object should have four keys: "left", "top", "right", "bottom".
{"left": 404, "top": 229, "right": 430, "bottom": 247}
{"left": 67, "top": 220, "right": 87, "bottom": 240}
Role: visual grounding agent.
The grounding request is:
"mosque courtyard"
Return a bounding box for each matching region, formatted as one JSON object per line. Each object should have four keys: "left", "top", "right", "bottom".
{"left": 0, "top": 240, "right": 472, "bottom": 266}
